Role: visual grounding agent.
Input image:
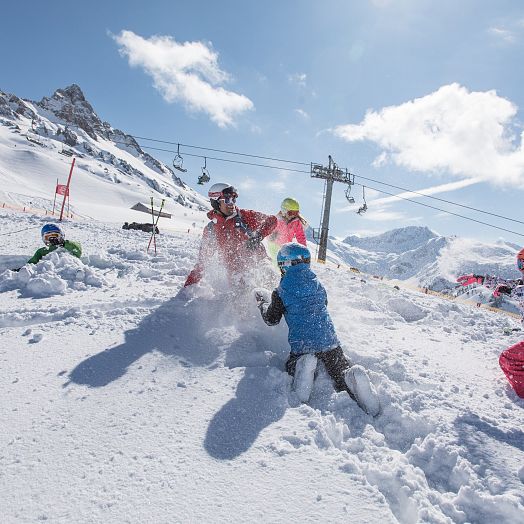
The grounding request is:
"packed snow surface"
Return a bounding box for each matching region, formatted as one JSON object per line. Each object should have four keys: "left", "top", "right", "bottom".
{"left": 1, "top": 210, "right": 523, "bottom": 524}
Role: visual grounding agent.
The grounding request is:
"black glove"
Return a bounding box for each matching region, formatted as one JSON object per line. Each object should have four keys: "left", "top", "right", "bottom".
{"left": 254, "top": 290, "right": 266, "bottom": 305}
{"left": 11, "top": 267, "right": 21, "bottom": 272}
{"left": 254, "top": 289, "right": 270, "bottom": 311}
{"left": 246, "top": 231, "right": 263, "bottom": 250}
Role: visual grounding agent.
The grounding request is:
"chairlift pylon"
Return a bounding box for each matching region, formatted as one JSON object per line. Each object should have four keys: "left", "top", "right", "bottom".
{"left": 198, "top": 157, "right": 211, "bottom": 185}
{"left": 357, "top": 186, "right": 368, "bottom": 215}
{"left": 172, "top": 143, "right": 187, "bottom": 172}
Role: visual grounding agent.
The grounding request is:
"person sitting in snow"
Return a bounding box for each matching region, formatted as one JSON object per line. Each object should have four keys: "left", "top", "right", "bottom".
{"left": 254, "top": 242, "right": 380, "bottom": 415}
{"left": 183, "top": 183, "right": 277, "bottom": 289}
{"left": 16, "top": 224, "right": 82, "bottom": 270}
{"left": 457, "top": 248, "right": 524, "bottom": 398}
{"left": 456, "top": 249, "right": 524, "bottom": 318}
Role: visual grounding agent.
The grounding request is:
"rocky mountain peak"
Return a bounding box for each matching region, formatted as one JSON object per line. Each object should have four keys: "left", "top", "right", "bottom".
{"left": 38, "top": 84, "right": 106, "bottom": 140}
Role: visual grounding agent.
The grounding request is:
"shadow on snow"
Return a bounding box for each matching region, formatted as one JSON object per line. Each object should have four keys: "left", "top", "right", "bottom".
{"left": 67, "top": 289, "right": 291, "bottom": 460}
{"left": 67, "top": 293, "right": 225, "bottom": 387}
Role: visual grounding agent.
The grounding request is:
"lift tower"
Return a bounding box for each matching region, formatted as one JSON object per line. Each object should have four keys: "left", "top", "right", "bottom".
{"left": 310, "top": 156, "right": 354, "bottom": 263}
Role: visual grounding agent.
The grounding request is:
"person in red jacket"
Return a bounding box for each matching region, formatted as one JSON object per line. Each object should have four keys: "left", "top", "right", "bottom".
{"left": 457, "top": 247, "right": 524, "bottom": 398}
{"left": 184, "top": 183, "right": 277, "bottom": 288}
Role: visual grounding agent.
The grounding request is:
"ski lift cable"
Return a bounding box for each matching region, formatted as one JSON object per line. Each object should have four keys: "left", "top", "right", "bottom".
{"left": 131, "top": 135, "right": 310, "bottom": 166}
{"left": 354, "top": 173, "right": 524, "bottom": 226}
{"left": 128, "top": 137, "right": 524, "bottom": 226}
{"left": 133, "top": 143, "right": 310, "bottom": 174}
{"left": 354, "top": 182, "right": 524, "bottom": 239}
{"left": 59, "top": 121, "right": 524, "bottom": 225}
{"left": 105, "top": 134, "right": 524, "bottom": 228}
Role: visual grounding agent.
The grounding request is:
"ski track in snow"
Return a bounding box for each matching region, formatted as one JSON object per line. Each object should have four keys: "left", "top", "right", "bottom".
{"left": 1, "top": 211, "right": 524, "bottom": 523}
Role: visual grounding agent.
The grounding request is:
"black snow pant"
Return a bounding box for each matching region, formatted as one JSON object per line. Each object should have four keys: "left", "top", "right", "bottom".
{"left": 285, "top": 346, "right": 353, "bottom": 394}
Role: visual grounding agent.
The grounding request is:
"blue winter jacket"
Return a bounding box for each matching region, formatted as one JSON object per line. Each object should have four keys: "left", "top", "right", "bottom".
{"left": 264, "top": 264, "right": 340, "bottom": 354}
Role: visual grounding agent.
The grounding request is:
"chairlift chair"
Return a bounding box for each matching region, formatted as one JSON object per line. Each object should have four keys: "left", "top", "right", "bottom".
{"left": 356, "top": 186, "right": 367, "bottom": 215}
{"left": 345, "top": 185, "right": 355, "bottom": 205}
{"left": 197, "top": 157, "right": 211, "bottom": 185}
{"left": 172, "top": 143, "right": 187, "bottom": 172}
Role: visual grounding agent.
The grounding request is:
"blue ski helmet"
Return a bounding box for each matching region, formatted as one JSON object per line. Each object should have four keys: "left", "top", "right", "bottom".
{"left": 277, "top": 242, "right": 311, "bottom": 273}
{"left": 41, "top": 224, "right": 64, "bottom": 246}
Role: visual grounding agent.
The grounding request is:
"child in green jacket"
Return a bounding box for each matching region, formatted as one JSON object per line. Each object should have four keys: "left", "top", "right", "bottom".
{"left": 26, "top": 224, "right": 82, "bottom": 265}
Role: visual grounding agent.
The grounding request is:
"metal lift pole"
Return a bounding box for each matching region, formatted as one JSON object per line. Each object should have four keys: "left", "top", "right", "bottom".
{"left": 317, "top": 156, "right": 334, "bottom": 263}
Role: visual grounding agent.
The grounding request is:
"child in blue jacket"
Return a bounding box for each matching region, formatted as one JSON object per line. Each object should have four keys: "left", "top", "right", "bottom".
{"left": 255, "top": 242, "right": 380, "bottom": 416}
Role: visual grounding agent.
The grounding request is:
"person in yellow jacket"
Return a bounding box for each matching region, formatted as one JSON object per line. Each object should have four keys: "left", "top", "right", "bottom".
{"left": 26, "top": 224, "right": 82, "bottom": 265}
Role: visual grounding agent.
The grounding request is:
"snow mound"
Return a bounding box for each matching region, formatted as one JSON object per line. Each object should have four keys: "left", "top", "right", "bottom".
{"left": 0, "top": 251, "right": 107, "bottom": 297}
{"left": 385, "top": 296, "right": 428, "bottom": 322}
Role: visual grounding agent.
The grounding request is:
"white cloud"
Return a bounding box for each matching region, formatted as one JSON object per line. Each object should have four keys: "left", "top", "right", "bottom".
{"left": 288, "top": 73, "right": 307, "bottom": 87}
{"left": 238, "top": 178, "right": 256, "bottom": 191}
{"left": 333, "top": 83, "right": 524, "bottom": 188}
{"left": 362, "top": 209, "right": 412, "bottom": 222}
{"left": 336, "top": 205, "right": 408, "bottom": 222}
{"left": 295, "top": 108, "right": 310, "bottom": 120}
{"left": 113, "top": 30, "right": 253, "bottom": 127}
{"left": 368, "top": 177, "right": 482, "bottom": 207}
{"left": 488, "top": 27, "right": 516, "bottom": 43}
{"left": 268, "top": 181, "right": 287, "bottom": 193}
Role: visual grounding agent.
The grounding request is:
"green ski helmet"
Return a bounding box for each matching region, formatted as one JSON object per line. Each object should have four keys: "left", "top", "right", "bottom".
{"left": 281, "top": 197, "right": 300, "bottom": 214}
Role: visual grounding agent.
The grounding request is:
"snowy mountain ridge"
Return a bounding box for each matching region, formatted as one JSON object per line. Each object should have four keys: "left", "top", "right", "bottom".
{"left": 0, "top": 84, "right": 208, "bottom": 218}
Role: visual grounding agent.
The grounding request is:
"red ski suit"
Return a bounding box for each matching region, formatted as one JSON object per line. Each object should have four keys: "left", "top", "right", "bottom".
{"left": 184, "top": 208, "right": 277, "bottom": 287}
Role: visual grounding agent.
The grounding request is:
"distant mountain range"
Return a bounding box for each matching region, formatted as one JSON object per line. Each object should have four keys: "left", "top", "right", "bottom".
{"left": 313, "top": 225, "right": 522, "bottom": 292}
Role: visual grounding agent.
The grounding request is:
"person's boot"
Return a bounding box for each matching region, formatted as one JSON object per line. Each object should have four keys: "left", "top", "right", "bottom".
{"left": 344, "top": 365, "right": 380, "bottom": 416}
{"left": 293, "top": 354, "right": 318, "bottom": 403}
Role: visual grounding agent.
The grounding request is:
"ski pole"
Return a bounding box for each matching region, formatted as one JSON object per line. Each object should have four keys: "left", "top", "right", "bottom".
{"left": 147, "top": 196, "right": 156, "bottom": 253}
{"left": 151, "top": 199, "right": 165, "bottom": 254}
{"left": 148, "top": 198, "right": 165, "bottom": 254}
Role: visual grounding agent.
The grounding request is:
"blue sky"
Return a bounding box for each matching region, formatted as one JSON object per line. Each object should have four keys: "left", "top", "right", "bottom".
{"left": 2, "top": 0, "right": 524, "bottom": 243}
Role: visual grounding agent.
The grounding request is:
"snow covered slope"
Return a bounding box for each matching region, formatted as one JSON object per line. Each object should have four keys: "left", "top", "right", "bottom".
{"left": 0, "top": 84, "right": 208, "bottom": 224}
{"left": 1, "top": 210, "right": 523, "bottom": 523}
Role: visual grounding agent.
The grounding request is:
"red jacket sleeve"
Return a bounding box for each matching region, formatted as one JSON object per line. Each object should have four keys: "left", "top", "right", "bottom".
{"left": 241, "top": 210, "right": 277, "bottom": 238}
{"left": 289, "top": 218, "right": 307, "bottom": 245}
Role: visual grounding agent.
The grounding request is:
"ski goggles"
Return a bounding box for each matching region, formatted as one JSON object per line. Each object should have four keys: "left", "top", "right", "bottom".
{"left": 43, "top": 232, "right": 63, "bottom": 245}
{"left": 220, "top": 195, "right": 237, "bottom": 205}
{"left": 518, "top": 258, "right": 524, "bottom": 270}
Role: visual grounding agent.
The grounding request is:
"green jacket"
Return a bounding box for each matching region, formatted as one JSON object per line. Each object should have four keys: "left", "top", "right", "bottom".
{"left": 27, "top": 240, "right": 82, "bottom": 265}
